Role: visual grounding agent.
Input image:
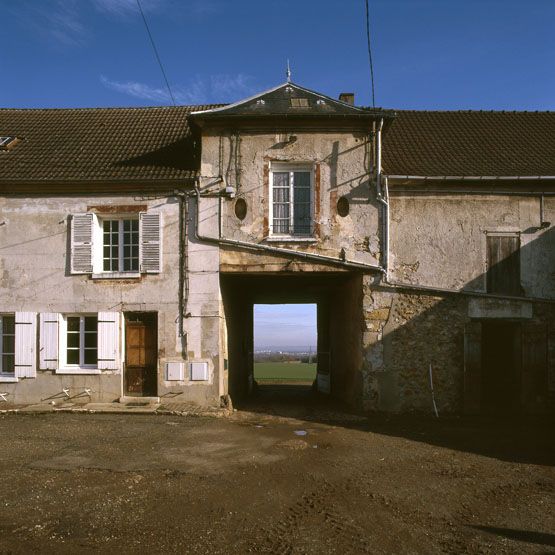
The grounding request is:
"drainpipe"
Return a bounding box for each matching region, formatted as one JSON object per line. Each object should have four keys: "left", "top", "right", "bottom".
{"left": 374, "top": 118, "right": 389, "bottom": 279}
{"left": 192, "top": 184, "right": 384, "bottom": 273}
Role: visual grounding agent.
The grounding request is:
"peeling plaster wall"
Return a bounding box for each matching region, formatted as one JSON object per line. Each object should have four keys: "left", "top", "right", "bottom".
{"left": 199, "top": 128, "right": 380, "bottom": 270}
{"left": 359, "top": 193, "right": 555, "bottom": 413}
{"left": 0, "top": 195, "right": 223, "bottom": 406}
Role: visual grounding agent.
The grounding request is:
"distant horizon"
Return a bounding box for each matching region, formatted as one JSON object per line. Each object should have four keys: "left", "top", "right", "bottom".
{"left": 254, "top": 304, "right": 317, "bottom": 350}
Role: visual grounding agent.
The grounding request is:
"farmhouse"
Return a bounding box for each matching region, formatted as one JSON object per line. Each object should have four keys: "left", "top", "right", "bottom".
{"left": 0, "top": 81, "right": 554, "bottom": 413}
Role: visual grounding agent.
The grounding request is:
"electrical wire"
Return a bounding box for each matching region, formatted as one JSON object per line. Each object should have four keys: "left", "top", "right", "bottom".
{"left": 364, "top": 0, "right": 376, "bottom": 108}
{"left": 135, "top": 0, "right": 176, "bottom": 106}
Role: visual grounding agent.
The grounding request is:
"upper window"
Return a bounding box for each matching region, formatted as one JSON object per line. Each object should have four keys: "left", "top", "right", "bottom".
{"left": 70, "top": 211, "right": 161, "bottom": 276}
{"left": 270, "top": 164, "right": 313, "bottom": 237}
{"left": 103, "top": 219, "right": 139, "bottom": 272}
{"left": 0, "top": 315, "right": 15, "bottom": 376}
{"left": 486, "top": 233, "right": 521, "bottom": 296}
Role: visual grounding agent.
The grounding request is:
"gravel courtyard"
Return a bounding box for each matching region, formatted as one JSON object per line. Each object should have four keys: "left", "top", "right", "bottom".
{"left": 0, "top": 408, "right": 553, "bottom": 554}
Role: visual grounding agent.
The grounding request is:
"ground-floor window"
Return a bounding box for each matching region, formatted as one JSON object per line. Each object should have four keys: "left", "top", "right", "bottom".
{"left": 0, "top": 314, "right": 15, "bottom": 376}
{"left": 63, "top": 315, "right": 98, "bottom": 368}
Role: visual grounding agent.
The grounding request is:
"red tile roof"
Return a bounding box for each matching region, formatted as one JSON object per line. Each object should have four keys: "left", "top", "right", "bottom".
{"left": 0, "top": 105, "right": 221, "bottom": 185}
{"left": 383, "top": 110, "right": 555, "bottom": 177}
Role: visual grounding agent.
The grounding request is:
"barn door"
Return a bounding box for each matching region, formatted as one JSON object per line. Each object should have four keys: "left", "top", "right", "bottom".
{"left": 463, "top": 321, "right": 482, "bottom": 414}
{"left": 124, "top": 313, "right": 158, "bottom": 397}
{"left": 521, "top": 322, "right": 548, "bottom": 412}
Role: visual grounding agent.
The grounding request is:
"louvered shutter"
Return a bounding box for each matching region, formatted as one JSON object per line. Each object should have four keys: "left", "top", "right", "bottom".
{"left": 15, "top": 312, "right": 37, "bottom": 378}
{"left": 71, "top": 213, "right": 94, "bottom": 274}
{"left": 549, "top": 323, "right": 555, "bottom": 394}
{"left": 39, "top": 313, "right": 59, "bottom": 370}
{"left": 463, "top": 321, "right": 482, "bottom": 414}
{"left": 97, "top": 312, "right": 120, "bottom": 370}
{"left": 140, "top": 212, "right": 161, "bottom": 273}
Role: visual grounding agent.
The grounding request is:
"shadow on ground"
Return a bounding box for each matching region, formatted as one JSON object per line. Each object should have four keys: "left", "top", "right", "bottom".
{"left": 235, "top": 382, "right": 555, "bottom": 466}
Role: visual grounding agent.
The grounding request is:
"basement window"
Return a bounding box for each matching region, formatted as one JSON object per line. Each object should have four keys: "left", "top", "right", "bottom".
{"left": 269, "top": 163, "right": 313, "bottom": 238}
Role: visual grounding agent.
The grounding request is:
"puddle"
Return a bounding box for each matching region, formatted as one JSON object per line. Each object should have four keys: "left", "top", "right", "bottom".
{"left": 294, "top": 430, "right": 307, "bottom": 436}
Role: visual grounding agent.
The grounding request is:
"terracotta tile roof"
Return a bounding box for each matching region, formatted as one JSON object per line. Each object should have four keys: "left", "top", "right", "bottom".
{"left": 0, "top": 105, "right": 222, "bottom": 184}
{"left": 383, "top": 110, "right": 555, "bottom": 177}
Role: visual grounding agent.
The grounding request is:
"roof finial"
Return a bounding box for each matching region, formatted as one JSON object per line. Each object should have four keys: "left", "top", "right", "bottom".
{"left": 286, "top": 59, "right": 292, "bottom": 83}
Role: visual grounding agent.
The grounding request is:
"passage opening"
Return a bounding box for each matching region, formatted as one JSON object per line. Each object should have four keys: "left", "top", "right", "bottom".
{"left": 253, "top": 304, "right": 317, "bottom": 388}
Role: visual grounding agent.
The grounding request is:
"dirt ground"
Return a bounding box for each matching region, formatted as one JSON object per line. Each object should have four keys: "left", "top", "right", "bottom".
{"left": 1, "top": 393, "right": 554, "bottom": 554}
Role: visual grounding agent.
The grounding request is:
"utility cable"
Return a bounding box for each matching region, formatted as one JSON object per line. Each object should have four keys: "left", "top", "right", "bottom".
{"left": 364, "top": 0, "right": 376, "bottom": 108}
{"left": 135, "top": 0, "right": 176, "bottom": 106}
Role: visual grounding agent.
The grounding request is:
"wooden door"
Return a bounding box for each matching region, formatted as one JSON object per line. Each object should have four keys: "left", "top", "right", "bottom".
{"left": 125, "top": 313, "right": 157, "bottom": 396}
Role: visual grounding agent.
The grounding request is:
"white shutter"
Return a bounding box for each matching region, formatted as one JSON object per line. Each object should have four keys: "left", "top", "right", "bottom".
{"left": 15, "top": 312, "right": 37, "bottom": 378}
{"left": 97, "top": 312, "right": 120, "bottom": 370}
{"left": 71, "top": 213, "right": 94, "bottom": 274}
{"left": 39, "top": 313, "right": 59, "bottom": 370}
{"left": 140, "top": 212, "right": 161, "bottom": 273}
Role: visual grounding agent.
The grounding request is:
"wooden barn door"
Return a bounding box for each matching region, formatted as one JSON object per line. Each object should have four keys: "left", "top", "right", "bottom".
{"left": 124, "top": 313, "right": 158, "bottom": 397}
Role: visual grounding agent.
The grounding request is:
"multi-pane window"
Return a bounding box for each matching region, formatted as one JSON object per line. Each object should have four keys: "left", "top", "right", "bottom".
{"left": 66, "top": 315, "right": 98, "bottom": 366}
{"left": 0, "top": 315, "right": 15, "bottom": 375}
{"left": 271, "top": 168, "right": 312, "bottom": 236}
{"left": 103, "top": 219, "right": 139, "bottom": 272}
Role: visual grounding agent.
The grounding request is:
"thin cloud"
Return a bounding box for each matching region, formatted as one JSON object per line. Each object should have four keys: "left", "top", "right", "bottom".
{"left": 100, "top": 74, "right": 257, "bottom": 105}
{"left": 7, "top": 1, "right": 87, "bottom": 46}
{"left": 100, "top": 76, "right": 172, "bottom": 103}
{"left": 92, "top": 0, "right": 165, "bottom": 16}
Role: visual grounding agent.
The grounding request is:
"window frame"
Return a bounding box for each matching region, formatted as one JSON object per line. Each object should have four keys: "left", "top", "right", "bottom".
{"left": 268, "top": 162, "right": 314, "bottom": 239}
{"left": 0, "top": 314, "right": 16, "bottom": 378}
{"left": 101, "top": 217, "right": 140, "bottom": 274}
{"left": 58, "top": 314, "right": 101, "bottom": 373}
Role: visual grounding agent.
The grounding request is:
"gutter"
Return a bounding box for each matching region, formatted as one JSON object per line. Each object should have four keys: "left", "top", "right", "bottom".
{"left": 191, "top": 185, "right": 384, "bottom": 273}
{"left": 387, "top": 175, "right": 555, "bottom": 181}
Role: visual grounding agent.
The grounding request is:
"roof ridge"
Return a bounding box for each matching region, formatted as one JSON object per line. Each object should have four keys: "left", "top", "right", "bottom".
{"left": 0, "top": 104, "right": 227, "bottom": 112}
{"left": 386, "top": 109, "right": 554, "bottom": 114}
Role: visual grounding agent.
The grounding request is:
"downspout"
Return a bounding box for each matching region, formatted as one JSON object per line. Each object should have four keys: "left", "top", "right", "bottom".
{"left": 192, "top": 184, "right": 384, "bottom": 273}
{"left": 374, "top": 117, "right": 389, "bottom": 280}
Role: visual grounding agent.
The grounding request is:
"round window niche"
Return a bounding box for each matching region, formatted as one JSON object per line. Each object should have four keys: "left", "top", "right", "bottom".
{"left": 337, "top": 196, "right": 349, "bottom": 217}
{"left": 234, "top": 198, "right": 247, "bottom": 220}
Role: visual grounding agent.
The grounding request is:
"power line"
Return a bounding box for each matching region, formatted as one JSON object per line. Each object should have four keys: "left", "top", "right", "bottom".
{"left": 364, "top": 0, "right": 376, "bottom": 108}
{"left": 135, "top": 0, "right": 176, "bottom": 106}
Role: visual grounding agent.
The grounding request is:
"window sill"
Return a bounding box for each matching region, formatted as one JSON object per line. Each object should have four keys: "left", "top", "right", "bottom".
{"left": 57, "top": 368, "right": 101, "bottom": 375}
{"left": 265, "top": 236, "right": 317, "bottom": 244}
{"left": 91, "top": 272, "right": 141, "bottom": 280}
{"left": 0, "top": 375, "right": 18, "bottom": 383}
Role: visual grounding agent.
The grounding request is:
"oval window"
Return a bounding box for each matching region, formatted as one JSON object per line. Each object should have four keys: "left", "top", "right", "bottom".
{"left": 234, "top": 198, "right": 247, "bottom": 220}
{"left": 337, "top": 196, "right": 349, "bottom": 217}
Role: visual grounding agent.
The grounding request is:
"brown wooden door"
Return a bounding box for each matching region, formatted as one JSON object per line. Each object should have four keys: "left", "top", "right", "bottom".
{"left": 125, "top": 313, "right": 157, "bottom": 396}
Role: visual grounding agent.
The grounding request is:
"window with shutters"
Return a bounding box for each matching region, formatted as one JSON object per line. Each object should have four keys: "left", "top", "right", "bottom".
{"left": 102, "top": 218, "right": 139, "bottom": 272}
{"left": 269, "top": 164, "right": 313, "bottom": 238}
{"left": 70, "top": 212, "right": 161, "bottom": 277}
{"left": 0, "top": 314, "right": 16, "bottom": 377}
{"left": 486, "top": 233, "right": 521, "bottom": 296}
{"left": 60, "top": 315, "right": 98, "bottom": 369}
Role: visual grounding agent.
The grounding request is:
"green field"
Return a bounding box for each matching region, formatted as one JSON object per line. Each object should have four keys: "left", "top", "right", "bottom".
{"left": 254, "top": 362, "right": 317, "bottom": 382}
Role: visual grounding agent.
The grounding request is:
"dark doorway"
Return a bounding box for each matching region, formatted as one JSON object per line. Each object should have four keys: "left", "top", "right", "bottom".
{"left": 221, "top": 272, "right": 363, "bottom": 410}
{"left": 124, "top": 312, "right": 158, "bottom": 397}
{"left": 481, "top": 321, "right": 522, "bottom": 414}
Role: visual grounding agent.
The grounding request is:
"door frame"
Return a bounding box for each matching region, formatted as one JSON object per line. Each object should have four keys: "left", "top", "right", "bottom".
{"left": 122, "top": 311, "right": 159, "bottom": 398}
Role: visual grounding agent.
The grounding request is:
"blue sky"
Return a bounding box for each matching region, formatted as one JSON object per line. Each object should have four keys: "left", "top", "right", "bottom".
{"left": 2, "top": 0, "right": 554, "bottom": 110}
{"left": 254, "top": 304, "right": 317, "bottom": 350}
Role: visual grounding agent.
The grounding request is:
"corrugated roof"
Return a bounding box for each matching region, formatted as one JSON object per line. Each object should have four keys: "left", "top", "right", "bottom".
{"left": 0, "top": 105, "right": 221, "bottom": 184}
{"left": 383, "top": 110, "right": 555, "bottom": 177}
